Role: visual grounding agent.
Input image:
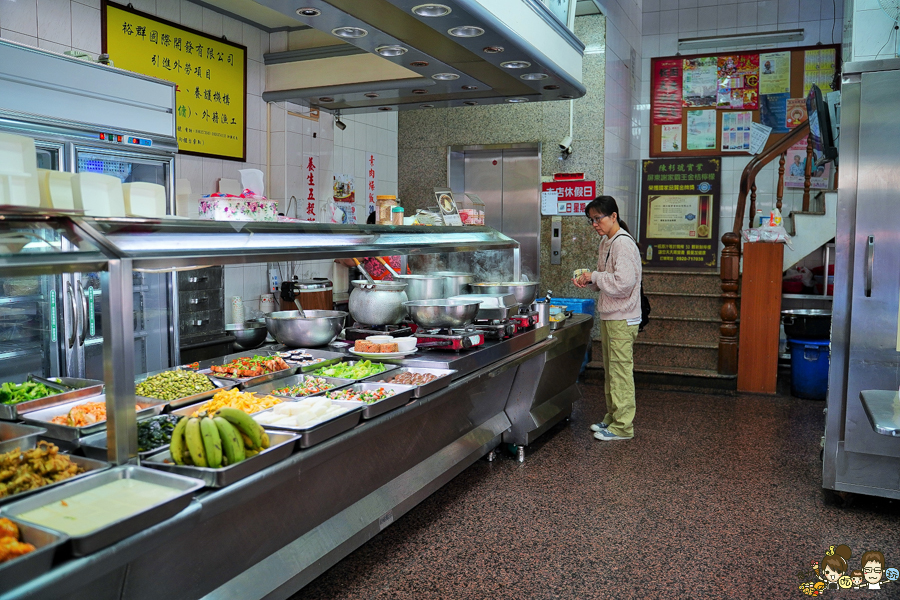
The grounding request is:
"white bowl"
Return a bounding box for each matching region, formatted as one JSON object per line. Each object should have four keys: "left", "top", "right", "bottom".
{"left": 366, "top": 335, "right": 393, "bottom": 344}
{"left": 394, "top": 337, "right": 417, "bottom": 352}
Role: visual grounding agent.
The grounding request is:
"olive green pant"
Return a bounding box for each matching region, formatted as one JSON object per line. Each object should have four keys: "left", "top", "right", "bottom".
{"left": 600, "top": 319, "right": 639, "bottom": 438}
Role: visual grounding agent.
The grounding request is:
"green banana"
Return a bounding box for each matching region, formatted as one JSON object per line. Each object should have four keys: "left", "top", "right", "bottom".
{"left": 169, "top": 416, "right": 189, "bottom": 465}
{"left": 185, "top": 417, "right": 208, "bottom": 467}
{"left": 260, "top": 431, "right": 270, "bottom": 449}
{"left": 214, "top": 416, "right": 245, "bottom": 466}
{"left": 199, "top": 417, "right": 223, "bottom": 469}
{"left": 215, "top": 407, "right": 263, "bottom": 450}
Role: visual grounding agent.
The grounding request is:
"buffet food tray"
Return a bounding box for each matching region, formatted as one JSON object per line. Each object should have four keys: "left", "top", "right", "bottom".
{"left": 324, "top": 383, "right": 417, "bottom": 420}
{"left": 243, "top": 374, "right": 355, "bottom": 399}
{"left": 1, "top": 465, "right": 203, "bottom": 556}
{"left": 198, "top": 351, "right": 298, "bottom": 389}
{"left": 0, "top": 519, "right": 69, "bottom": 591}
{"left": 20, "top": 395, "right": 167, "bottom": 441}
{"left": 309, "top": 361, "right": 400, "bottom": 381}
{"left": 0, "top": 422, "right": 47, "bottom": 454}
{"left": 0, "top": 454, "right": 110, "bottom": 506}
{"left": 135, "top": 368, "right": 238, "bottom": 409}
{"left": 0, "top": 376, "right": 104, "bottom": 421}
{"left": 268, "top": 348, "right": 345, "bottom": 373}
{"left": 365, "top": 367, "right": 457, "bottom": 398}
{"left": 78, "top": 428, "right": 169, "bottom": 462}
{"left": 140, "top": 431, "right": 299, "bottom": 488}
{"left": 257, "top": 401, "right": 363, "bottom": 449}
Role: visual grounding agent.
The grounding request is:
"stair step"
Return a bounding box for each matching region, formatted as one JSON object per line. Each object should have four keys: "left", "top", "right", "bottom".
{"left": 642, "top": 270, "right": 722, "bottom": 295}
{"left": 643, "top": 293, "right": 723, "bottom": 318}
{"left": 587, "top": 362, "right": 735, "bottom": 379}
{"left": 593, "top": 339, "right": 718, "bottom": 370}
{"left": 584, "top": 363, "right": 737, "bottom": 391}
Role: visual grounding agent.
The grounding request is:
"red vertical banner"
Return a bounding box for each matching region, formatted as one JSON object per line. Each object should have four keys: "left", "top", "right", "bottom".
{"left": 365, "top": 153, "right": 376, "bottom": 221}
{"left": 303, "top": 153, "right": 317, "bottom": 222}
{"left": 652, "top": 59, "right": 683, "bottom": 125}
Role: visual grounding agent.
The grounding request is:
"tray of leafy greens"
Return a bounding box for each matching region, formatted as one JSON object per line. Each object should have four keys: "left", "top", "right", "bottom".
{"left": 79, "top": 414, "right": 182, "bottom": 460}
{"left": 310, "top": 360, "right": 397, "bottom": 381}
{"left": 0, "top": 376, "right": 104, "bottom": 421}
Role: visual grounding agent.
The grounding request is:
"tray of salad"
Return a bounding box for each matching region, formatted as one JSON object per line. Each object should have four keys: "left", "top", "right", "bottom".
{"left": 243, "top": 374, "right": 355, "bottom": 399}
{"left": 310, "top": 360, "right": 398, "bottom": 381}
{"left": 200, "top": 353, "right": 296, "bottom": 389}
{"left": 322, "top": 382, "right": 417, "bottom": 420}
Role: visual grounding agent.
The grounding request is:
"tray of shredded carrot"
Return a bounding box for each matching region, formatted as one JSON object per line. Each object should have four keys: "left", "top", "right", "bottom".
{"left": 19, "top": 396, "right": 167, "bottom": 441}
{"left": 176, "top": 388, "right": 285, "bottom": 418}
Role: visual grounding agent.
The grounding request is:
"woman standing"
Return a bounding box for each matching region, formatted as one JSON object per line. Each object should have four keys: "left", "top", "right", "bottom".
{"left": 573, "top": 196, "right": 642, "bottom": 441}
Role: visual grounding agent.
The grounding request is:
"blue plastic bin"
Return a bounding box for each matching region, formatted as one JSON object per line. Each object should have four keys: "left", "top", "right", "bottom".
{"left": 788, "top": 338, "right": 830, "bottom": 400}
{"left": 553, "top": 298, "right": 597, "bottom": 374}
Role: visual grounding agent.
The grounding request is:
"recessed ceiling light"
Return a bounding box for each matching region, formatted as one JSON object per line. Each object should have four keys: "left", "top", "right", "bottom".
{"left": 420, "top": 104, "right": 435, "bottom": 108}
{"left": 501, "top": 60, "right": 531, "bottom": 69}
{"left": 375, "top": 45, "right": 408, "bottom": 57}
{"left": 543, "top": 84, "right": 560, "bottom": 90}
{"left": 559, "top": 94, "right": 574, "bottom": 99}
{"left": 412, "top": 89, "right": 428, "bottom": 94}
{"left": 412, "top": 4, "right": 452, "bottom": 17}
{"left": 448, "top": 25, "right": 484, "bottom": 37}
{"left": 318, "top": 97, "right": 334, "bottom": 102}
{"left": 463, "top": 101, "right": 478, "bottom": 105}
{"left": 483, "top": 46, "right": 504, "bottom": 54}
{"left": 331, "top": 26, "right": 368, "bottom": 39}
{"left": 378, "top": 106, "right": 393, "bottom": 111}
{"left": 506, "top": 97, "right": 528, "bottom": 103}
{"left": 364, "top": 93, "right": 379, "bottom": 98}
{"left": 432, "top": 73, "right": 459, "bottom": 80}
{"left": 296, "top": 8, "right": 321, "bottom": 17}
{"left": 521, "top": 73, "right": 548, "bottom": 80}
{"left": 462, "top": 85, "right": 477, "bottom": 90}
{"left": 410, "top": 60, "right": 430, "bottom": 67}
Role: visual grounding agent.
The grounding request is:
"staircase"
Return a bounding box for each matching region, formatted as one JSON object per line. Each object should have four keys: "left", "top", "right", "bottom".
{"left": 783, "top": 191, "right": 837, "bottom": 270}
{"left": 587, "top": 269, "right": 737, "bottom": 388}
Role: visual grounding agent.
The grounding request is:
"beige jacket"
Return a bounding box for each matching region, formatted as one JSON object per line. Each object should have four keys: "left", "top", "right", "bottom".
{"left": 586, "top": 230, "right": 642, "bottom": 321}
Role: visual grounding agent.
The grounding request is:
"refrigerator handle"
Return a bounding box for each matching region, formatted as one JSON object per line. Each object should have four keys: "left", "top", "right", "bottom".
{"left": 76, "top": 280, "right": 87, "bottom": 346}
{"left": 865, "top": 235, "right": 874, "bottom": 298}
{"left": 66, "top": 281, "right": 77, "bottom": 349}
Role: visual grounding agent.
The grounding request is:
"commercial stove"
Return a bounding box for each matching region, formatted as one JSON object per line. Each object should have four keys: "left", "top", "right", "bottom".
{"left": 344, "top": 323, "right": 415, "bottom": 341}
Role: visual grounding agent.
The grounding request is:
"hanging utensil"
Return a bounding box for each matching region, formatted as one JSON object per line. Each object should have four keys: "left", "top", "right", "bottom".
{"left": 352, "top": 258, "right": 375, "bottom": 283}
{"left": 375, "top": 256, "right": 400, "bottom": 279}
{"left": 293, "top": 296, "right": 307, "bottom": 319}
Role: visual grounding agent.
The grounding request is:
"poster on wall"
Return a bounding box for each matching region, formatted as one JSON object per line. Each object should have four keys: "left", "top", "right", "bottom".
{"left": 759, "top": 92, "right": 790, "bottom": 133}
{"left": 652, "top": 59, "right": 683, "bottom": 125}
{"left": 720, "top": 111, "right": 752, "bottom": 152}
{"left": 682, "top": 57, "right": 718, "bottom": 107}
{"left": 103, "top": 1, "right": 247, "bottom": 161}
{"left": 330, "top": 174, "right": 356, "bottom": 224}
{"left": 759, "top": 51, "right": 791, "bottom": 95}
{"left": 786, "top": 98, "right": 807, "bottom": 128}
{"left": 804, "top": 48, "right": 836, "bottom": 95}
{"left": 716, "top": 55, "right": 759, "bottom": 109}
{"left": 639, "top": 158, "right": 720, "bottom": 270}
{"left": 686, "top": 110, "right": 717, "bottom": 150}
{"left": 784, "top": 138, "right": 831, "bottom": 189}
{"left": 661, "top": 125, "right": 682, "bottom": 152}
{"left": 541, "top": 180, "right": 597, "bottom": 214}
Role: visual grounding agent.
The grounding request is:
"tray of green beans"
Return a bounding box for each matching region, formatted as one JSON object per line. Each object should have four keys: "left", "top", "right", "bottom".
{"left": 134, "top": 368, "right": 237, "bottom": 408}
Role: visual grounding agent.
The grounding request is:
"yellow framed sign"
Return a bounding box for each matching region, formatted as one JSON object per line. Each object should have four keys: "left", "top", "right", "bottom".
{"left": 102, "top": 1, "right": 246, "bottom": 161}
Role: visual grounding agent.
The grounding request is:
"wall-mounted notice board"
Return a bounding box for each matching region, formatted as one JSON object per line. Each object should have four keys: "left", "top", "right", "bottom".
{"left": 649, "top": 43, "right": 840, "bottom": 158}
{"left": 103, "top": 0, "right": 247, "bottom": 161}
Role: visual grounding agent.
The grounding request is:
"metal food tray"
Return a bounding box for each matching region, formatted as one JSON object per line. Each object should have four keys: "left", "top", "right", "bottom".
{"left": 140, "top": 431, "right": 299, "bottom": 488}
{"left": 364, "top": 367, "right": 457, "bottom": 398}
{"left": 323, "top": 382, "right": 416, "bottom": 420}
{"left": 266, "top": 347, "right": 346, "bottom": 373}
{"left": 0, "top": 422, "right": 47, "bottom": 454}
{"left": 0, "top": 519, "right": 69, "bottom": 591}
{"left": 135, "top": 368, "right": 238, "bottom": 409}
{"left": 255, "top": 401, "right": 364, "bottom": 448}
{"left": 19, "top": 395, "right": 168, "bottom": 442}
{"left": 243, "top": 374, "right": 356, "bottom": 399}
{"left": 0, "top": 376, "right": 104, "bottom": 421}
{"left": 0, "top": 454, "right": 110, "bottom": 506}
{"left": 1, "top": 465, "right": 203, "bottom": 556}
{"left": 309, "top": 360, "right": 400, "bottom": 381}
{"left": 78, "top": 415, "right": 180, "bottom": 461}
{"left": 199, "top": 355, "right": 298, "bottom": 389}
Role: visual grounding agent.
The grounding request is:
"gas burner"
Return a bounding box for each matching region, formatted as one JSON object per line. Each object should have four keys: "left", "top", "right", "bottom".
{"left": 345, "top": 324, "right": 414, "bottom": 341}
{"left": 414, "top": 329, "right": 485, "bottom": 351}
{"left": 511, "top": 311, "right": 539, "bottom": 331}
{"left": 472, "top": 320, "right": 517, "bottom": 339}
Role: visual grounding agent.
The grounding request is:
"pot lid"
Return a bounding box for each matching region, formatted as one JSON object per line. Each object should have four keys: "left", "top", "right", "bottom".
{"left": 351, "top": 279, "right": 408, "bottom": 290}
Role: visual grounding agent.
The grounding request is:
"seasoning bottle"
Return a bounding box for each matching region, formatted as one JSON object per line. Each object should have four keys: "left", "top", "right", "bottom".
{"left": 376, "top": 195, "right": 398, "bottom": 225}
{"left": 391, "top": 206, "right": 404, "bottom": 226}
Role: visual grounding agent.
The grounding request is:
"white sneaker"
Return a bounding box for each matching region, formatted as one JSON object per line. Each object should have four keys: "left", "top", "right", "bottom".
{"left": 593, "top": 429, "right": 632, "bottom": 441}
{"left": 589, "top": 422, "right": 609, "bottom": 432}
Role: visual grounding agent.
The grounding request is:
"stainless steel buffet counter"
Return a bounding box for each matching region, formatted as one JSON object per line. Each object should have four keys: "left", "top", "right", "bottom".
{"left": 1, "top": 316, "right": 592, "bottom": 600}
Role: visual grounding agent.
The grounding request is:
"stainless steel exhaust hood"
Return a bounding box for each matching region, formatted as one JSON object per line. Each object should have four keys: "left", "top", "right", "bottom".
{"left": 253, "top": 0, "right": 586, "bottom": 112}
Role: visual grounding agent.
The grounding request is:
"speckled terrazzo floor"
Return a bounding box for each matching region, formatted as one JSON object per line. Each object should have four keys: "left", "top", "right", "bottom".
{"left": 291, "top": 382, "right": 900, "bottom": 599}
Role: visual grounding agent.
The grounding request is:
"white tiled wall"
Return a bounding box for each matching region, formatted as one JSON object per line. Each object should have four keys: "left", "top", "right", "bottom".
{"left": 597, "top": 0, "right": 643, "bottom": 230}
{"left": 638, "top": 0, "right": 842, "bottom": 257}
{"left": 851, "top": 0, "right": 899, "bottom": 61}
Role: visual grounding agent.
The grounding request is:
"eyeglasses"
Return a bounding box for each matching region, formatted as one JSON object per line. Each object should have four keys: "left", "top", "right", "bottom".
{"left": 864, "top": 568, "right": 883, "bottom": 574}
{"left": 587, "top": 214, "right": 607, "bottom": 225}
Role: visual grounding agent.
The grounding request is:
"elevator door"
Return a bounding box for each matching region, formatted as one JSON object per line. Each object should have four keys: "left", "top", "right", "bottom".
{"left": 449, "top": 144, "right": 541, "bottom": 280}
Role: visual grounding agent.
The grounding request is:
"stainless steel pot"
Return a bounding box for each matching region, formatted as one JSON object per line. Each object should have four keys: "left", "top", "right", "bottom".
{"left": 225, "top": 321, "right": 267, "bottom": 351}
{"left": 403, "top": 300, "right": 481, "bottom": 329}
{"left": 447, "top": 294, "right": 518, "bottom": 321}
{"left": 468, "top": 281, "right": 540, "bottom": 306}
{"left": 264, "top": 310, "right": 348, "bottom": 347}
{"left": 349, "top": 280, "right": 409, "bottom": 325}
{"left": 434, "top": 271, "right": 474, "bottom": 297}
{"left": 782, "top": 309, "right": 832, "bottom": 340}
{"left": 394, "top": 274, "right": 445, "bottom": 301}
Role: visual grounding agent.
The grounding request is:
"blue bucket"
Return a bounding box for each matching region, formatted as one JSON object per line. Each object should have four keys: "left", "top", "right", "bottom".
{"left": 788, "top": 338, "right": 830, "bottom": 400}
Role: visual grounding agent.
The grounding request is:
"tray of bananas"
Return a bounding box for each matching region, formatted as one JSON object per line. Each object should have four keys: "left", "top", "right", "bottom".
{"left": 139, "top": 408, "right": 299, "bottom": 488}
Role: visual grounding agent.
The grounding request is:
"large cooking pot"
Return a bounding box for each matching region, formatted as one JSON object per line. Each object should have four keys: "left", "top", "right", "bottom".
{"left": 782, "top": 309, "right": 832, "bottom": 340}
{"left": 265, "top": 310, "right": 347, "bottom": 347}
{"left": 349, "top": 280, "right": 408, "bottom": 325}
{"left": 468, "top": 281, "right": 540, "bottom": 306}
{"left": 403, "top": 300, "right": 481, "bottom": 329}
{"left": 434, "top": 271, "right": 474, "bottom": 297}
{"left": 394, "top": 274, "right": 445, "bottom": 301}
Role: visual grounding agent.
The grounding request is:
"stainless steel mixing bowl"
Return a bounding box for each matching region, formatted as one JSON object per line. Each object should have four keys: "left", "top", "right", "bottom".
{"left": 265, "top": 310, "right": 348, "bottom": 347}
{"left": 403, "top": 300, "right": 481, "bottom": 329}
{"left": 225, "top": 322, "right": 268, "bottom": 351}
{"left": 467, "top": 281, "right": 540, "bottom": 306}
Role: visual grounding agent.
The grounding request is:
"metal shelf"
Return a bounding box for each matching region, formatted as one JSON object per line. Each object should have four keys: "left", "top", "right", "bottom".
{"left": 0, "top": 294, "right": 44, "bottom": 305}
{"left": 0, "top": 340, "right": 43, "bottom": 361}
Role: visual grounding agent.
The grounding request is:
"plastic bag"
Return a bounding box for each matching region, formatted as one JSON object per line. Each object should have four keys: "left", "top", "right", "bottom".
{"left": 796, "top": 266, "right": 814, "bottom": 287}
{"left": 742, "top": 208, "right": 793, "bottom": 249}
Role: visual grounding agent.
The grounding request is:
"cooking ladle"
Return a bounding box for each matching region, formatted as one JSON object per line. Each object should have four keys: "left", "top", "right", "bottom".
{"left": 352, "top": 258, "right": 376, "bottom": 284}
{"left": 375, "top": 256, "right": 401, "bottom": 279}
{"left": 292, "top": 295, "right": 307, "bottom": 318}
